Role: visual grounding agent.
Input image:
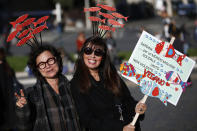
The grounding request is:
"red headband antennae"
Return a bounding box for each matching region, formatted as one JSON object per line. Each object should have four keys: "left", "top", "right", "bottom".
{"left": 84, "top": 1, "right": 128, "bottom": 38}
{"left": 7, "top": 14, "right": 50, "bottom": 48}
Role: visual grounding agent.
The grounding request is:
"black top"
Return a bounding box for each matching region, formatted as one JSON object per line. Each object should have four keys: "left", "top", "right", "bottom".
{"left": 0, "top": 64, "right": 18, "bottom": 130}
{"left": 70, "top": 74, "right": 142, "bottom": 131}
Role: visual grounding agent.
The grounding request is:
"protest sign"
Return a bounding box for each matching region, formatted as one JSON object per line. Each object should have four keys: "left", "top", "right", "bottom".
{"left": 121, "top": 30, "right": 195, "bottom": 106}
{"left": 120, "top": 31, "right": 196, "bottom": 126}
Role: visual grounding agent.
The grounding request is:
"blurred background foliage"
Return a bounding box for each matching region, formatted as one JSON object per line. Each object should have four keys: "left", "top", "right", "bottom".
{"left": 7, "top": 56, "right": 28, "bottom": 72}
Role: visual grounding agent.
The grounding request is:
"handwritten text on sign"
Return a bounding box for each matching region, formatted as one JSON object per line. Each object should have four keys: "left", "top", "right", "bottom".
{"left": 123, "top": 31, "right": 195, "bottom": 106}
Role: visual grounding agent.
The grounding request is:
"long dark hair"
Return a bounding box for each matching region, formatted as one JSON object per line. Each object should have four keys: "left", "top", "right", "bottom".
{"left": 27, "top": 45, "right": 63, "bottom": 80}
{"left": 0, "top": 48, "right": 14, "bottom": 77}
{"left": 74, "top": 36, "right": 122, "bottom": 96}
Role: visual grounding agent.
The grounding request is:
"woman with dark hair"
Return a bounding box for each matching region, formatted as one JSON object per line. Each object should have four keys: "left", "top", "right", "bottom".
{"left": 0, "top": 47, "right": 21, "bottom": 130}
{"left": 15, "top": 45, "right": 81, "bottom": 131}
{"left": 70, "top": 36, "right": 147, "bottom": 131}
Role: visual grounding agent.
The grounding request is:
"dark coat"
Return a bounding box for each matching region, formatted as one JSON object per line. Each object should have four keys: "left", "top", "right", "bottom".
{"left": 15, "top": 75, "right": 81, "bottom": 131}
{"left": 15, "top": 80, "right": 49, "bottom": 131}
{"left": 70, "top": 75, "right": 142, "bottom": 131}
{"left": 0, "top": 63, "right": 18, "bottom": 130}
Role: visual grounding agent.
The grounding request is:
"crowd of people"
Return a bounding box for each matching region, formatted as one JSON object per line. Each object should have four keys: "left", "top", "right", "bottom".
{"left": 160, "top": 11, "right": 196, "bottom": 54}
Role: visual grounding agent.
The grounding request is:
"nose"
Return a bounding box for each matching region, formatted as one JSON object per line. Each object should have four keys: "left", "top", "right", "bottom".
{"left": 90, "top": 51, "right": 96, "bottom": 58}
{"left": 45, "top": 63, "right": 51, "bottom": 68}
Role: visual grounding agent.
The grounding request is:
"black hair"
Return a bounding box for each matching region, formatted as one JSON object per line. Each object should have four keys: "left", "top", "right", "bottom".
{"left": 27, "top": 45, "right": 63, "bottom": 80}
{"left": 0, "top": 48, "right": 14, "bottom": 76}
{"left": 74, "top": 36, "right": 122, "bottom": 96}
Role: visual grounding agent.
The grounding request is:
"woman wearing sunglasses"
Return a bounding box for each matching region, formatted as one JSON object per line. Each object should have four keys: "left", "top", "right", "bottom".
{"left": 15, "top": 45, "right": 81, "bottom": 131}
{"left": 70, "top": 36, "right": 147, "bottom": 131}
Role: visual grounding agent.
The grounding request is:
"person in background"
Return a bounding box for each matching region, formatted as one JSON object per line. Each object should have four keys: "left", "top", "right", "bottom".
{"left": 161, "top": 11, "right": 171, "bottom": 41}
{"left": 25, "top": 65, "right": 34, "bottom": 77}
{"left": 154, "top": 32, "right": 162, "bottom": 40}
{"left": 193, "top": 20, "right": 197, "bottom": 44}
{"left": 162, "top": 18, "right": 171, "bottom": 41}
{"left": 180, "top": 23, "right": 192, "bottom": 85}
{"left": 57, "top": 48, "right": 74, "bottom": 75}
{"left": 15, "top": 45, "right": 81, "bottom": 131}
{"left": 168, "top": 19, "right": 178, "bottom": 38}
{"left": 0, "top": 47, "right": 22, "bottom": 131}
{"left": 76, "top": 31, "right": 86, "bottom": 54}
{"left": 180, "top": 23, "right": 191, "bottom": 55}
{"left": 137, "top": 26, "right": 146, "bottom": 38}
{"left": 70, "top": 36, "right": 147, "bottom": 131}
{"left": 105, "top": 31, "right": 117, "bottom": 64}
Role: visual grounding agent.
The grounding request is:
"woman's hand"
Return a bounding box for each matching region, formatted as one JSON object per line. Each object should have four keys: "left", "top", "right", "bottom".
{"left": 15, "top": 89, "right": 27, "bottom": 108}
{"left": 135, "top": 101, "right": 147, "bottom": 115}
{"left": 123, "top": 124, "right": 135, "bottom": 131}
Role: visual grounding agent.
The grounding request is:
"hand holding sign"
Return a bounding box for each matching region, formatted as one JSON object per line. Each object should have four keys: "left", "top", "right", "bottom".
{"left": 120, "top": 31, "right": 196, "bottom": 127}
{"left": 123, "top": 124, "right": 135, "bottom": 131}
{"left": 135, "top": 101, "right": 147, "bottom": 114}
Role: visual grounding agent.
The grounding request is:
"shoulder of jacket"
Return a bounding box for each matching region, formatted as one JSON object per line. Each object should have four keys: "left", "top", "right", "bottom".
{"left": 25, "top": 86, "right": 35, "bottom": 94}
{"left": 70, "top": 76, "right": 79, "bottom": 85}
{"left": 70, "top": 77, "right": 81, "bottom": 92}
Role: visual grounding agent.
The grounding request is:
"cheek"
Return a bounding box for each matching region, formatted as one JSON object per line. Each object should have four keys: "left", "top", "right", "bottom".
{"left": 50, "top": 62, "right": 59, "bottom": 71}
{"left": 38, "top": 69, "right": 45, "bottom": 76}
{"left": 83, "top": 55, "right": 88, "bottom": 62}
{"left": 55, "top": 64, "right": 59, "bottom": 70}
{"left": 97, "top": 57, "right": 102, "bottom": 62}
{"left": 83, "top": 55, "right": 87, "bottom": 60}
{"left": 95, "top": 58, "right": 103, "bottom": 66}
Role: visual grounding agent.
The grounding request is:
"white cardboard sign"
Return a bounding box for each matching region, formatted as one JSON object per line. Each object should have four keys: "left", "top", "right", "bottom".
{"left": 122, "top": 31, "right": 195, "bottom": 106}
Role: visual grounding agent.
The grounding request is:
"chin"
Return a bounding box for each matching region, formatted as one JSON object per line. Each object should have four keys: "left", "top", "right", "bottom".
{"left": 45, "top": 75, "right": 58, "bottom": 79}
{"left": 87, "top": 64, "right": 99, "bottom": 69}
{"left": 87, "top": 66, "right": 96, "bottom": 70}
{"left": 44, "top": 72, "right": 59, "bottom": 79}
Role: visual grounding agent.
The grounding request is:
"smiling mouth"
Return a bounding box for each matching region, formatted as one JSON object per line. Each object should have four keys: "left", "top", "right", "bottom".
{"left": 88, "top": 59, "right": 96, "bottom": 64}
{"left": 46, "top": 69, "right": 54, "bottom": 73}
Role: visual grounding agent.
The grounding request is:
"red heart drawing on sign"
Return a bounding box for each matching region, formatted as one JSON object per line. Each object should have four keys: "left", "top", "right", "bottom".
{"left": 166, "top": 82, "right": 170, "bottom": 86}
{"left": 152, "top": 87, "right": 159, "bottom": 96}
{"left": 175, "top": 87, "right": 179, "bottom": 91}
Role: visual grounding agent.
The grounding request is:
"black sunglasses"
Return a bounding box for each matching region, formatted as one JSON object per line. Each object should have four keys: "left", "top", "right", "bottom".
{"left": 83, "top": 47, "right": 105, "bottom": 56}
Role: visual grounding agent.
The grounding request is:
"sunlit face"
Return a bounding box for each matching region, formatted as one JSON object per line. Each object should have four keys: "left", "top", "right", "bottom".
{"left": 36, "top": 51, "right": 59, "bottom": 79}
{"left": 83, "top": 44, "right": 104, "bottom": 72}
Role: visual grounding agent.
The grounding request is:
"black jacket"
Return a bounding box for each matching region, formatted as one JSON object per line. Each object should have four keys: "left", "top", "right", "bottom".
{"left": 0, "top": 64, "right": 18, "bottom": 130}
{"left": 15, "top": 75, "right": 81, "bottom": 131}
{"left": 70, "top": 75, "right": 142, "bottom": 131}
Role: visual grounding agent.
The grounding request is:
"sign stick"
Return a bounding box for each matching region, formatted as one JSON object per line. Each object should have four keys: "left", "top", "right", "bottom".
{"left": 170, "top": 36, "right": 175, "bottom": 45}
{"left": 130, "top": 95, "right": 148, "bottom": 126}
{"left": 130, "top": 36, "right": 176, "bottom": 126}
